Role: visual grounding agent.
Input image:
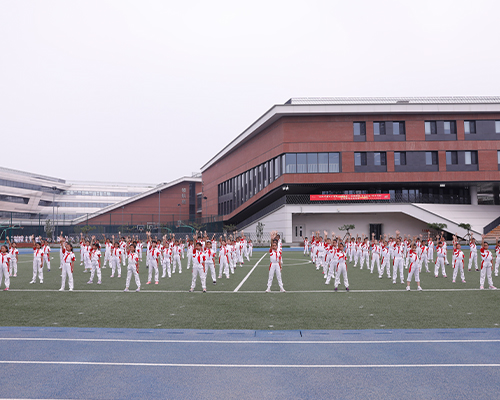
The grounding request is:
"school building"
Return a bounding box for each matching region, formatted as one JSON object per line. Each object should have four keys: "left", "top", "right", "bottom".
{"left": 201, "top": 97, "right": 500, "bottom": 244}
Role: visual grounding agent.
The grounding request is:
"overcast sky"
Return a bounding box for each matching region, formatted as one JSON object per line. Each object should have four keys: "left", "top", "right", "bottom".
{"left": 1, "top": 0, "right": 499, "bottom": 185}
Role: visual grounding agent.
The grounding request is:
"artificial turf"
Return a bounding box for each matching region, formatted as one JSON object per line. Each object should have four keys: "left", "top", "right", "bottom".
{"left": 1, "top": 249, "right": 499, "bottom": 330}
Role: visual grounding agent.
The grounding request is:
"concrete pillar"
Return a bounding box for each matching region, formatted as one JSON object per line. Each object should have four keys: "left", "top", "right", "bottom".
{"left": 470, "top": 185, "right": 478, "bottom": 206}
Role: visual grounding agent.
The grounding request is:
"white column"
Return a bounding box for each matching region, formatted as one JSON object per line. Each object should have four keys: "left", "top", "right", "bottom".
{"left": 470, "top": 185, "right": 478, "bottom": 206}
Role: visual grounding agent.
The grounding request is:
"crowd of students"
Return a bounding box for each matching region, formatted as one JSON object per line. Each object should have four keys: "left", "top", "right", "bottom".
{"left": 0, "top": 229, "right": 498, "bottom": 293}
{"left": 302, "top": 230, "right": 500, "bottom": 291}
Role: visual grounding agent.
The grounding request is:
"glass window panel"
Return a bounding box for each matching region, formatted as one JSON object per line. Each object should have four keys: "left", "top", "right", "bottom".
{"left": 285, "top": 153, "right": 296, "bottom": 173}
{"left": 307, "top": 153, "right": 318, "bottom": 173}
{"left": 355, "top": 152, "right": 361, "bottom": 166}
{"left": 353, "top": 123, "right": 360, "bottom": 136}
{"left": 446, "top": 152, "right": 451, "bottom": 165}
{"left": 465, "top": 151, "right": 471, "bottom": 165}
{"left": 395, "top": 152, "right": 401, "bottom": 166}
{"left": 471, "top": 151, "right": 477, "bottom": 164}
{"left": 274, "top": 157, "right": 280, "bottom": 179}
{"left": 426, "top": 152, "right": 432, "bottom": 165}
{"left": 464, "top": 121, "right": 470, "bottom": 134}
{"left": 425, "top": 122, "right": 431, "bottom": 135}
{"left": 401, "top": 152, "right": 406, "bottom": 165}
{"left": 374, "top": 122, "right": 380, "bottom": 135}
{"left": 329, "top": 153, "right": 340, "bottom": 172}
{"left": 496, "top": 121, "right": 500, "bottom": 134}
{"left": 297, "top": 153, "right": 307, "bottom": 173}
{"left": 318, "top": 153, "right": 328, "bottom": 173}
{"left": 498, "top": 151, "right": 500, "bottom": 164}
{"left": 393, "top": 122, "right": 400, "bottom": 135}
{"left": 263, "top": 163, "right": 268, "bottom": 187}
{"left": 444, "top": 121, "right": 451, "bottom": 134}
{"left": 374, "top": 152, "right": 381, "bottom": 165}
{"left": 269, "top": 161, "right": 273, "bottom": 184}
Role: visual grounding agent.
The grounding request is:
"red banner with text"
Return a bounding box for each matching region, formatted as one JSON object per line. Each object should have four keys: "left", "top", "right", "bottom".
{"left": 310, "top": 194, "right": 390, "bottom": 201}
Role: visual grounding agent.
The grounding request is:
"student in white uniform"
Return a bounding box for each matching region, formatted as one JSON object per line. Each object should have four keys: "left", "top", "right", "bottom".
{"left": 87, "top": 241, "right": 102, "bottom": 285}
{"left": 189, "top": 242, "right": 207, "bottom": 293}
{"left": 494, "top": 237, "right": 500, "bottom": 277}
{"left": 6, "top": 238, "right": 18, "bottom": 277}
{"left": 435, "top": 241, "right": 447, "bottom": 278}
{"left": 124, "top": 243, "right": 141, "bottom": 292}
{"left": 0, "top": 244, "right": 11, "bottom": 291}
{"left": 406, "top": 243, "right": 423, "bottom": 291}
{"left": 452, "top": 242, "right": 466, "bottom": 283}
{"left": 392, "top": 238, "right": 405, "bottom": 284}
{"left": 30, "top": 236, "right": 44, "bottom": 284}
{"left": 147, "top": 240, "right": 160, "bottom": 285}
{"left": 204, "top": 240, "right": 217, "bottom": 285}
{"left": 59, "top": 239, "right": 75, "bottom": 291}
{"left": 110, "top": 241, "right": 122, "bottom": 278}
{"left": 41, "top": 239, "right": 51, "bottom": 272}
{"left": 479, "top": 236, "right": 496, "bottom": 290}
{"left": 468, "top": 237, "right": 478, "bottom": 271}
{"left": 266, "top": 234, "right": 285, "bottom": 293}
{"left": 334, "top": 242, "right": 349, "bottom": 291}
{"left": 379, "top": 240, "right": 391, "bottom": 279}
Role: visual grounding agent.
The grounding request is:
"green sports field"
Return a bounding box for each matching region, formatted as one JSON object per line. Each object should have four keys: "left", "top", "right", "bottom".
{"left": 1, "top": 249, "right": 499, "bottom": 330}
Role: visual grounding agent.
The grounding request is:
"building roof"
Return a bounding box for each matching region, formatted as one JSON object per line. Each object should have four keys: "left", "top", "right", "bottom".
{"left": 286, "top": 96, "right": 500, "bottom": 105}
{"left": 201, "top": 96, "right": 500, "bottom": 172}
{"left": 72, "top": 175, "right": 202, "bottom": 224}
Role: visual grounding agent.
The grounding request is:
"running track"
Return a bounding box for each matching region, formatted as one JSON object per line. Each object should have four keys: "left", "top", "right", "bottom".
{"left": 0, "top": 327, "right": 499, "bottom": 399}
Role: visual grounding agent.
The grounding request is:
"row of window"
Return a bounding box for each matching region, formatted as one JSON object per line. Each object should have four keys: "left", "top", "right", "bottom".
{"left": 354, "top": 151, "right": 478, "bottom": 166}
{"left": 61, "top": 190, "right": 142, "bottom": 197}
{"left": 38, "top": 200, "right": 113, "bottom": 208}
{"left": 0, "top": 195, "right": 30, "bottom": 205}
{"left": 0, "top": 179, "right": 62, "bottom": 194}
{"left": 0, "top": 211, "right": 85, "bottom": 220}
{"left": 353, "top": 120, "right": 500, "bottom": 136}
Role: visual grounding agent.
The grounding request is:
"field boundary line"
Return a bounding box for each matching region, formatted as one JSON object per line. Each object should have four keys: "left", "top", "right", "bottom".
{"left": 1, "top": 360, "right": 499, "bottom": 368}
{"left": 1, "top": 338, "right": 500, "bottom": 344}
{"left": 233, "top": 253, "right": 267, "bottom": 292}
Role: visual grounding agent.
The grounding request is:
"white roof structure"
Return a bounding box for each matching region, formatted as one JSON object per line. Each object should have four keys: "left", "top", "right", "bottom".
{"left": 201, "top": 96, "right": 500, "bottom": 172}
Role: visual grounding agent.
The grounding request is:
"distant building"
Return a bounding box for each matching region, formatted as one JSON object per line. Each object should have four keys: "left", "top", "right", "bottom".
{"left": 201, "top": 97, "right": 500, "bottom": 243}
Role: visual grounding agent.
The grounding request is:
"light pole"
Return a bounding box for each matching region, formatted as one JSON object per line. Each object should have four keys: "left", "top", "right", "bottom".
{"left": 177, "top": 203, "right": 181, "bottom": 228}
{"left": 158, "top": 189, "right": 161, "bottom": 235}
{"left": 51, "top": 186, "right": 57, "bottom": 240}
{"left": 203, "top": 196, "right": 208, "bottom": 222}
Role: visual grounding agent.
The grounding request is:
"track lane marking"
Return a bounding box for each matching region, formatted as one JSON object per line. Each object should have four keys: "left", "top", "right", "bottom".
{"left": 233, "top": 253, "right": 267, "bottom": 292}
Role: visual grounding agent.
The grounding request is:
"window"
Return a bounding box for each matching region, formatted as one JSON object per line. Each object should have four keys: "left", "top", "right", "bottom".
{"left": 329, "top": 153, "right": 340, "bottom": 172}
{"left": 498, "top": 151, "right": 500, "bottom": 164}
{"left": 353, "top": 122, "right": 366, "bottom": 136}
{"left": 393, "top": 122, "right": 405, "bottom": 135}
{"left": 496, "top": 121, "right": 500, "bottom": 134}
{"left": 354, "top": 152, "right": 367, "bottom": 166}
{"left": 444, "top": 121, "right": 456, "bottom": 134}
{"left": 374, "top": 152, "right": 386, "bottom": 166}
{"left": 465, "top": 151, "right": 478, "bottom": 165}
{"left": 318, "top": 153, "right": 328, "bottom": 173}
{"left": 307, "top": 153, "right": 318, "bottom": 173}
{"left": 464, "top": 121, "right": 476, "bottom": 134}
{"left": 425, "top": 151, "right": 438, "bottom": 165}
{"left": 296, "top": 153, "right": 307, "bottom": 173}
{"left": 274, "top": 157, "right": 280, "bottom": 179}
{"left": 263, "top": 163, "right": 267, "bottom": 187}
{"left": 373, "top": 122, "right": 386, "bottom": 135}
{"left": 446, "top": 151, "right": 458, "bottom": 165}
{"left": 285, "top": 153, "right": 296, "bottom": 173}
{"left": 394, "top": 152, "right": 406, "bottom": 166}
{"left": 425, "top": 121, "right": 437, "bottom": 135}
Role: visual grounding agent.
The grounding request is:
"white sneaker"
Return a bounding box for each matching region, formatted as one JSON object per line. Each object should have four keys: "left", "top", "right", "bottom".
{"left": 480, "top": 286, "right": 484, "bottom": 290}
{"left": 489, "top": 286, "right": 497, "bottom": 290}
{"left": 417, "top": 286, "right": 423, "bottom": 291}
{"left": 265, "top": 289, "right": 270, "bottom": 292}
{"left": 406, "top": 286, "right": 410, "bottom": 291}
{"left": 124, "top": 288, "right": 129, "bottom": 292}
{"left": 59, "top": 288, "right": 64, "bottom": 291}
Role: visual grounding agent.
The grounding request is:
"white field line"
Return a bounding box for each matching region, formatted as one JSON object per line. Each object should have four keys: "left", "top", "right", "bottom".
{"left": 233, "top": 253, "right": 267, "bottom": 292}
{"left": 0, "top": 360, "right": 499, "bottom": 368}
{"left": 7, "top": 288, "right": 488, "bottom": 293}
{"left": 0, "top": 338, "right": 499, "bottom": 345}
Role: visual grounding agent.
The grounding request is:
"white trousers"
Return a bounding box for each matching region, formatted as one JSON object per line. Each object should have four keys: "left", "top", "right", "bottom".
{"left": 267, "top": 263, "right": 284, "bottom": 291}
{"left": 89, "top": 260, "right": 101, "bottom": 282}
{"left": 60, "top": 263, "right": 73, "bottom": 290}
{"left": 334, "top": 263, "right": 349, "bottom": 288}
{"left": 191, "top": 264, "right": 206, "bottom": 290}
{"left": 495, "top": 255, "right": 500, "bottom": 275}
{"left": 380, "top": 257, "right": 390, "bottom": 278}
{"left": 393, "top": 257, "right": 404, "bottom": 283}
{"left": 186, "top": 253, "right": 193, "bottom": 269}
{"left": 370, "top": 255, "right": 380, "bottom": 273}
{"left": 219, "top": 257, "right": 229, "bottom": 278}
{"left": 172, "top": 255, "right": 182, "bottom": 273}
{"left": 32, "top": 258, "right": 43, "bottom": 282}
{"left": 104, "top": 251, "right": 111, "bottom": 267}
{"left": 162, "top": 259, "right": 171, "bottom": 278}
{"left": 453, "top": 260, "right": 465, "bottom": 282}
{"left": 148, "top": 260, "right": 159, "bottom": 283}
{"left": 9, "top": 259, "right": 17, "bottom": 276}
{"left": 0, "top": 263, "right": 10, "bottom": 289}
{"left": 435, "top": 257, "right": 446, "bottom": 277}
{"left": 325, "top": 260, "right": 337, "bottom": 284}
{"left": 43, "top": 254, "right": 51, "bottom": 270}
{"left": 407, "top": 263, "right": 420, "bottom": 283}
{"left": 110, "top": 257, "right": 121, "bottom": 277}
{"left": 360, "top": 251, "right": 369, "bottom": 270}
{"left": 480, "top": 263, "right": 494, "bottom": 287}
{"left": 206, "top": 261, "right": 216, "bottom": 282}
{"left": 126, "top": 264, "right": 141, "bottom": 289}
{"left": 468, "top": 251, "right": 478, "bottom": 270}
